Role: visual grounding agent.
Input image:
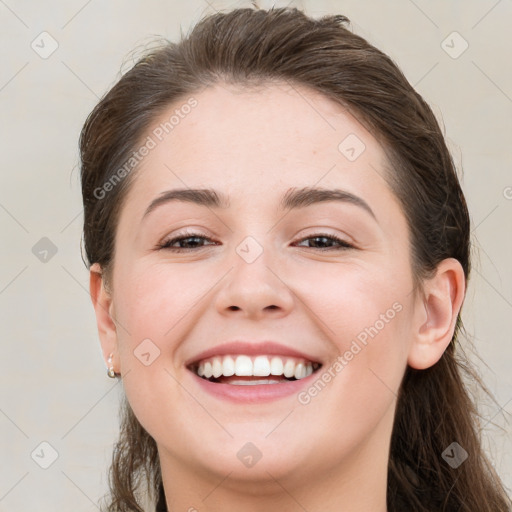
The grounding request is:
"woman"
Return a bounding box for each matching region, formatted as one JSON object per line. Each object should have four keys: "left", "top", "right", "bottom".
{"left": 80, "top": 6, "right": 511, "bottom": 511}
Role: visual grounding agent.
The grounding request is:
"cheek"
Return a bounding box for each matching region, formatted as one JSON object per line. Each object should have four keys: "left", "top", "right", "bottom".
{"left": 295, "top": 258, "right": 409, "bottom": 342}
{"left": 110, "top": 262, "right": 219, "bottom": 422}
{"left": 297, "top": 262, "right": 411, "bottom": 417}
{"left": 110, "top": 265, "right": 196, "bottom": 440}
{"left": 113, "top": 260, "right": 214, "bottom": 343}
{"left": 295, "top": 302, "right": 410, "bottom": 470}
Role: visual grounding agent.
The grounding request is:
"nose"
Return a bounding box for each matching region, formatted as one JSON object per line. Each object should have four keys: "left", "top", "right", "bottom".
{"left": 214, "top": 241, "right": 295, "bottom": 320}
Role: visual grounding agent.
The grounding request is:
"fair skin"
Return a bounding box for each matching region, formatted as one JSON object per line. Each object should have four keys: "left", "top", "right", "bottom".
{"left": 90, "top": 82, "right": 465, "bottom": 512}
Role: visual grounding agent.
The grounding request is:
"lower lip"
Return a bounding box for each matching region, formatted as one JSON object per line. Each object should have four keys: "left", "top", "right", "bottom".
{"left": 189, "top": 370, "right": 319, "bottom": 403}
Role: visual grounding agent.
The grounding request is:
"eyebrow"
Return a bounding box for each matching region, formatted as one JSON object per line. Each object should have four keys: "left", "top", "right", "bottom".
{"left": 142, "top": 186, "right": 376, "bottom": 221}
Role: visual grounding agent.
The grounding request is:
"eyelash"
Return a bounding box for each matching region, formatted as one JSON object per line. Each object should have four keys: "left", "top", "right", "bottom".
{"left": 156, "top": 230, "right": 354, "bottom": 252}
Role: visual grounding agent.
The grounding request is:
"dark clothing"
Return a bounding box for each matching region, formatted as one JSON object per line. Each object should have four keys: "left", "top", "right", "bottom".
{"left": 155, "top": 483, "right": 167, "bottom": 512}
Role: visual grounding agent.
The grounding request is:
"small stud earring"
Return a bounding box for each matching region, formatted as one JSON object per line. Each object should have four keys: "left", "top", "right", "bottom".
{"left": 107, "top": 353, "right": 117, "bottom": 378}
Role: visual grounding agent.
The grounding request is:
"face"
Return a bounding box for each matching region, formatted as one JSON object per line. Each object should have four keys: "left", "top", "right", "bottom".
{"left": 97, "top": 82, "right": 424, "bottom": 487}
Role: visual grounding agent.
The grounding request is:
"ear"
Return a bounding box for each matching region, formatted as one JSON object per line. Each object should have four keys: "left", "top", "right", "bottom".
{"left": 408, "top": 258, "right": 466, "bottom": 370}
{"left": 89, "top": 263, "right": 119, "bottom": 373}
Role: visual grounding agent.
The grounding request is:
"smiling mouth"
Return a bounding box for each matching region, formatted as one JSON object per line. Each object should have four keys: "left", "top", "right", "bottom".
{"left": 188, "top": 354, "right": 322, "bottom": 385}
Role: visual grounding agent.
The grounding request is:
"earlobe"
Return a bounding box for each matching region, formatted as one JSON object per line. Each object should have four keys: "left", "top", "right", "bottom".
{"left": 89, "top": 263, "right": 119, "bottom": 372}
{"left": 407, "top": 258, "right": 466, "bottom": 370}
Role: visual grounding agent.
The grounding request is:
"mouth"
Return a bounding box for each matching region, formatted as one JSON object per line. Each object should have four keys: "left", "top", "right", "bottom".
{"left": 187, "top": 354, "right": 323, "bottom": 385}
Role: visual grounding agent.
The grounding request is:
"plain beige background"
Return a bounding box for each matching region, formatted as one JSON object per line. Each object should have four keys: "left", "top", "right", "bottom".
{"left": 0, "top": 0, "right": 511, "bottom": 510}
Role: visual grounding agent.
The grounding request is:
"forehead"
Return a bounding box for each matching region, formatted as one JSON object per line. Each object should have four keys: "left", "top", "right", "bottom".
{"left": 125, "top": 81, "right": 392, "bottom": 206}
{"left": 113, "top": 81, "right": 411, "bottom": 279}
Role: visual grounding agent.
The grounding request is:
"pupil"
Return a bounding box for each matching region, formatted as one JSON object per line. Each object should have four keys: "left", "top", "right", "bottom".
{"left": 314, "top": 237, "right": 329, "bottom": 247}
{"left": 183, "top": 237, "right": 201, "bottom": 248}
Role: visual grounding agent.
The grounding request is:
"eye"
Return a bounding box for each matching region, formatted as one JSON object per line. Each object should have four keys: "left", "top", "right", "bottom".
{"left": 156, "top": 231, "right": 354, "bottom": 252}
{"left": 157, "top": 231, "right": 217, "bottom": 252}
{"left": 293, "top": 233, "right": 354, "bottom": 251}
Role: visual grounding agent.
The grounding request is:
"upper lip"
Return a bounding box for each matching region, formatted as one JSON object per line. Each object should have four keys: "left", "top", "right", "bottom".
{"left": 185, "top": 341, "right": 323, "bottom": 368}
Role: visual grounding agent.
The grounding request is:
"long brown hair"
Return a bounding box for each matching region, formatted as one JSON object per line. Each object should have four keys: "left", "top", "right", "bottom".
{"left": 79, "top": 6, "right": 511, "bottom": 511}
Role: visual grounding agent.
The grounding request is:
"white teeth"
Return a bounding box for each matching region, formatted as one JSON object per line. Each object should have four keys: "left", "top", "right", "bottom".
{"left": 294, "top": 362, "right": 306, "bottom": 380}
{"left": 253, "top": 356, "right": 271, "bottom": 376}
{"left": 222, "top": 355, "right": 235, "bottom": 377}
{"left": 234, "top": 355, "right": 253, "bottom": 376}
{"left": 283, "top": 359, "right": 296, "bottom": 378}
{"left": 224, "top": 378, "right": 282, "bottom": 386}
{"left": 193, "top": 354, "right": 319, "bottom": 381}
{"left": 203, "top": 361, "right": 213, "bottom": 379}
{"left": 212, "top": 357, "right": 223, "bottom": 378}
{"left": 270, "top": 356, "right": 284, "bottom": 375}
